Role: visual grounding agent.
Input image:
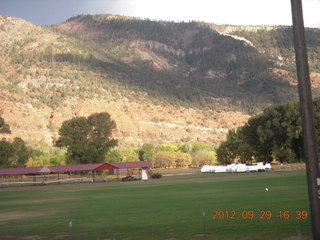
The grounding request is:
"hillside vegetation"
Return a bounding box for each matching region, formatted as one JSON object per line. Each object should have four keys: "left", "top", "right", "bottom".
{"left": 0, "top": 14, "right": 320, "bottom": 147}
{"left": 52, "top": 15, "right": 309, "bottom": 111}
{"left": 212, "top": 24, "right": 320, "bottom": 87}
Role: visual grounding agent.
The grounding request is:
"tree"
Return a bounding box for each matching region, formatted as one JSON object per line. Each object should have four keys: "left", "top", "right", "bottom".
{"left": 174, "top": 152, "right": 192, "bottom": 167}
{"left": 27, "top": 154, "right": 66, "bottom": 167}
{"left": 216, "top": 129, "right": 253, "bottom": 165}
{"left": 56, "top": 112, "right": 118, "bottom": 164}
{"left": 0, "top": 116, "right": 31, "bottom": 168}
{"left": 0, "top": 137, "right": 30, "bottom": 168}
{"left": 237, "top": 143, "right": 254, "bottom": 164}
{"left": 241, "top": 115, "right": 274, "bottom": 162}
{"left": 0, "top": 116, "right": 11, "bottom": 134}
{"left": 216, "top": 139, "right": 238, "bottom": 165}
{"left": 0, "top": 116, "right": 13, "bottom": 168}
{"left": 105, "top": 148, "right": 122, "bottom": 163}
{"left": 153, "top": 151, "right": 176, "bottom": 168}
{"left": 10, "top": 137, "right": 30, "bottom": 168}
{"left": 139, "top": 143, "right": 155, "bottom": 162}
{"left": 179, "top": 142, "right": 211, "bottom": 154}
{"left": 216, "top": 98, "right": 320, "bottom": 164}
{"left": 241, "top": 101, "right": 302, "bottom": 163}
{"left": 192, "top": 150, "right": 217, "bottom": 167}
{"left": 152, "top": 151, "right": 192, "bottom": 168}
{"left": 138, "top": 150, "right": 144, "bottom": 161}
{"left": 87, "top": 113, "right": 118, "bottom": 161}
{"left": 0, "top": 139, "right": 14, "bottom": 167}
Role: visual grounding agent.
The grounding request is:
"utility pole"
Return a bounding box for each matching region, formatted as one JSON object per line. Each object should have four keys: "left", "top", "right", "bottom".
{"left": 290, "top": 0, "right": 320, "bottom": 239}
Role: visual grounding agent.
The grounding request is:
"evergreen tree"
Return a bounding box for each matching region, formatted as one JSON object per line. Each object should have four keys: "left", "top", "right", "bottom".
{"left": 0, "top": 116, "right": 11, "bottom": 134}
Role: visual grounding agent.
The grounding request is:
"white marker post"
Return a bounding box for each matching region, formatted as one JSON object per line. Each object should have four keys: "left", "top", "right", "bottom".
{"left": 202, "top": 211, "right": 207, "bottom": 240}
{"left": 69, "top": 221, "right": 72, "bottom": 240}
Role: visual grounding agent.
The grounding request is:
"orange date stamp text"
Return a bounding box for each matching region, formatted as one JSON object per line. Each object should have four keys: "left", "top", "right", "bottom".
{"left": 211, "top": 210, "right": 308, "bottom": 220}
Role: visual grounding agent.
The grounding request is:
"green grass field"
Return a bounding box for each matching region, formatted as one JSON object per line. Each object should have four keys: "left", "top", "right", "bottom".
{"left": 0, "top": 171, "right": 312, "bottom": 240}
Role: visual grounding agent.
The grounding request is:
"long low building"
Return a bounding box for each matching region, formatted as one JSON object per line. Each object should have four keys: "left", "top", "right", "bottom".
{"left": 0, "top": 161, "right": 152, "bottom": 176}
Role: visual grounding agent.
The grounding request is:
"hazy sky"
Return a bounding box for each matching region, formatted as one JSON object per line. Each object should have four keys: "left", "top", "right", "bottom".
{"left": 0, "top": 0, "right": 319, "bottom": 27}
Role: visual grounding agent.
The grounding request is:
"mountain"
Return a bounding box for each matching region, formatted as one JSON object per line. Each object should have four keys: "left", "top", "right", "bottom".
{"left": 0, "top": 14, "right": 319, "bottom": 148}
{"left": 210, "top": 24, "right": 320, "bottom": 87}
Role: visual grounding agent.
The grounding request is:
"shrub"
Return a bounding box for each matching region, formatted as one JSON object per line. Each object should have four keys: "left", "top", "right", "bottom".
{"left": 153, "top": 151, "right": 192, "bottom": 168}
{"left": 151, "top": 172, "right": 162, "bottom": 179}
{"left": 192, "top": 150, "right": 217, "bottom": 167}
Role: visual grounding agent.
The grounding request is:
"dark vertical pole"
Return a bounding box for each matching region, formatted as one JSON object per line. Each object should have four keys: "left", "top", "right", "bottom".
{"left": 291, "top": 0, "right": 320, "bottom": 239}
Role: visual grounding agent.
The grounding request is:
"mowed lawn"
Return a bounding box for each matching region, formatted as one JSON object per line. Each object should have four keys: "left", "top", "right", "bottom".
{"left": 0, "top": 171, "right": 312, "bottom": 240}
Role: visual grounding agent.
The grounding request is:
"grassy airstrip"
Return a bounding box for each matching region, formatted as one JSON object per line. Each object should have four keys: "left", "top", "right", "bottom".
{"left": 0, "top": 171, "right": 311, "bottom": 240}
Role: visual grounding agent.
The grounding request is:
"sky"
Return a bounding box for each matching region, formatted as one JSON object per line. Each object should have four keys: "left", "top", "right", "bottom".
{"left": 0, "top": 0, "right": 319, "bottom": 27}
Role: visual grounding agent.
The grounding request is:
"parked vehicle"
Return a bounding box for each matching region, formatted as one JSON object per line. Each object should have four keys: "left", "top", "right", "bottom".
{"left": 122, "top": 176, "right": 137, "bottom": 181}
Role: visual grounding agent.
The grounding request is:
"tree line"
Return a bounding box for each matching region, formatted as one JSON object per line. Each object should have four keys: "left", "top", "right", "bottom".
{"left": 105, "top": 141, "right": 217, "bottom": 168}
{"left": 216, "top": 97, "right": 320, "bottom": 164}
{"left": 1, "top": 112, "right": 217, "bottom": 169}
{"left": 4, "top": 96, "right": 320, "bottom": 169}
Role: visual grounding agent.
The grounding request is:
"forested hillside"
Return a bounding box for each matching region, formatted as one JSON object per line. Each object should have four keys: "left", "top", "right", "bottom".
{"left": 213, "top": 25, "right": 320, "bottom": 87}
{"left": 52, "top": 15, "right": 313, "bottom": 112}
{"left": 1, "top": 14, "right": 320, "bottom": 147}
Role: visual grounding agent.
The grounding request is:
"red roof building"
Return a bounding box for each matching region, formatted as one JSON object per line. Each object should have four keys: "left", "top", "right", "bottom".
{"left": 0, "top": 161, "right": 151, "bottom": 176}
{"left": 0, "top": 166, "right": 53, "bottom": 176}
{"left": 49, "top": 163, "right": 116, "bottom": 173}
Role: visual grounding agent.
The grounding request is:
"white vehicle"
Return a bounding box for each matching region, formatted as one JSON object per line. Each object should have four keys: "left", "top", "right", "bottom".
{"left": 201, "top": 163, "right": 272, "bottom": 173}
{"left": 214, "top": 166, "right": 227, "bottom": 173}
{"left": 257, "top": 162, "right": 266, "bottom": 171}
{"left": 246, "top": 165, "right": 259, "bottom": 172}
{"left": 235, "top": 164, "right": 247, "bottom": 172}
{"left": 265, "top": 163, "right": 272, "bottom": 171}
{"left": 226, "top": 164, "right": 236, "bottom": 172}
{"left": 200, "top": 165, "right": 215, "bottom": 173}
